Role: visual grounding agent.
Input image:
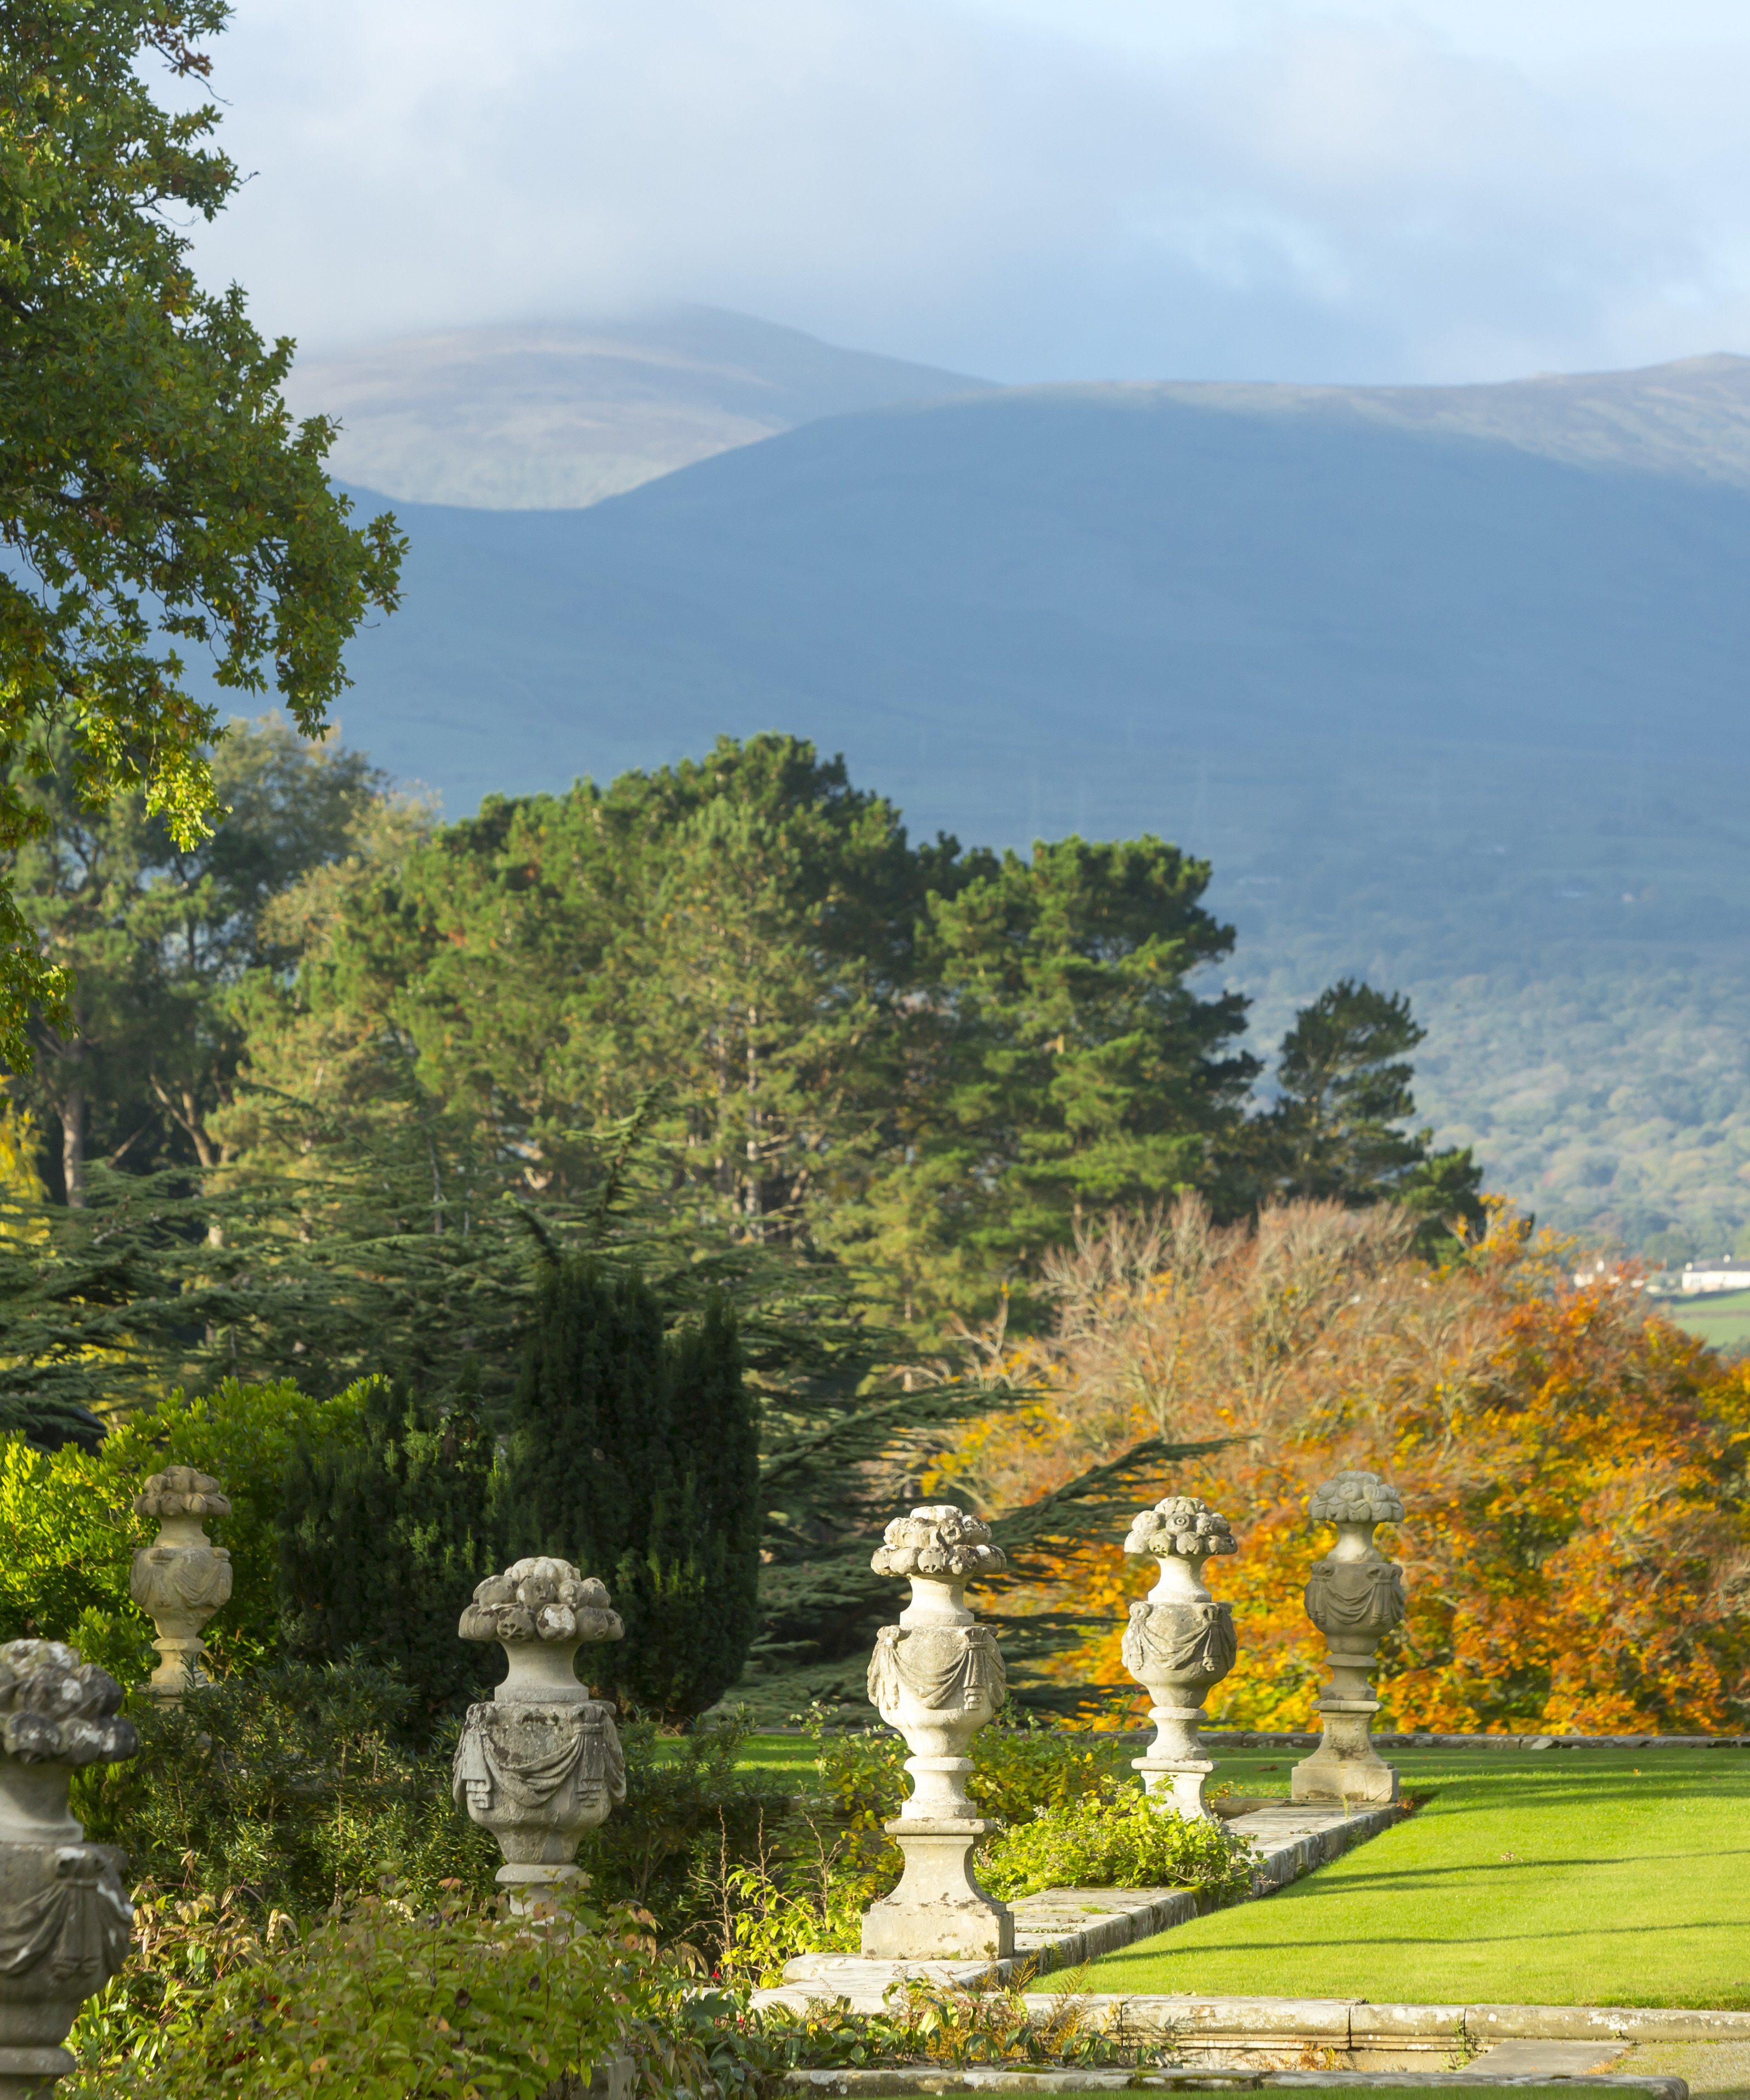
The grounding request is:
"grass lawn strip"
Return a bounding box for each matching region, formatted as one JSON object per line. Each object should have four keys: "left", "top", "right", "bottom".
{"left": 1082, "top": 1750, "right": 1750, "bottom": 2009}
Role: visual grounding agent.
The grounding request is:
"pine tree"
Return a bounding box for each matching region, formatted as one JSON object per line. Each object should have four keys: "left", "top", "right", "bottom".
{"left": 505, "top": 1260, "right": 761, "bottom": 1718}
{"left": 1259, "top": 979, "right": 1484, "bottom": 1249}
{"left": 278, "top": 1368, "right": 500, "bottom": 1736}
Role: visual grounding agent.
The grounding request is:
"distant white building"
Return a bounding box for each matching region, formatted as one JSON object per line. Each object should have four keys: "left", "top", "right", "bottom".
{"left": 1573, "top": 1256, "right": 1639, "bottom": 1291}
{"left": 1678, "top": 1258, "right": 1750, "bottom": 1295}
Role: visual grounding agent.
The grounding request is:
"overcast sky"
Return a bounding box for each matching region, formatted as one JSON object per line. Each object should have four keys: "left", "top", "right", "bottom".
{"left": 185, "top": 0, "right": 1750, "bottom": 386}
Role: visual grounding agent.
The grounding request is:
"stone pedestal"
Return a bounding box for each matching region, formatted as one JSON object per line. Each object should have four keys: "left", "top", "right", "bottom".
{"left": 128, "top": 1469, "right": 232, "bottom": 1700}
{"left": 453, "top": 1559, "right": 626, "bottom": 1915}
{"left": 1291, "top": 1471, "right": 1406, "bottom": 1806}
{"left": 0, "top": 1640, "right": 140, "bottom": 2098}
{"left": 1120, "top": 1497, "right": 1238, "bottom": 1821}
{"left": 860, "top": 1820, "right": 1011, "bottom": 1960}
{"left": 861, "top": 1506, "right": 1013, "bottom": 1961}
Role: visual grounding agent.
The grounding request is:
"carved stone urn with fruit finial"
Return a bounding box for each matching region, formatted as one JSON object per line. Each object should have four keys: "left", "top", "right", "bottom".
{"left": 451, "top": 1558, "right": 626, "bottom": 1913}
{"left": 128, "top": 1467, "right": 233, "bottom": 1700}
{"left": 1120, "top": 1495, "right": 1239, "bottom": 1821}
{"left": 1291, "top": 1470, "right": 1406, "bottom": 1805}
{"left": 859, "top": 1504, "right": 1012, "bottom": 1961}
{"left": 0, "top": 1640, "right": 139, "bottom": 2097}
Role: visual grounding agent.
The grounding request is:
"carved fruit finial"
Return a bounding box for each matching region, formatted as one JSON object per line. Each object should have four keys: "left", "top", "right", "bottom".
{"left": 0, "top": 1640, "right": 138, "bottom": 1768}
{"left": 871, "top": 1503, "right": 1007, "bottom": 1580}
{"left": 458, "top": 1557, "right": 623, "bottom": 1646}
{"left": 132, "top": 1465, "right": 230, "bottom": 1522}
{"left": 1308, "top": 1470, "right": 1403, "bottom": 1527}
{"left": 1123, "top": 1494, "right": 1238, "bottom": 1560}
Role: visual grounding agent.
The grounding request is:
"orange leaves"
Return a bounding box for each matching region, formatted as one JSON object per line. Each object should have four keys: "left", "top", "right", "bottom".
{"left": 939, "top": 1195, "right": 1750, "bottom": 1735}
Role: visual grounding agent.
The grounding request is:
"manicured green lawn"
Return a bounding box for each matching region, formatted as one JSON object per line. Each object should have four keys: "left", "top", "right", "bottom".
{"left": 731, "top": 1732, "right": 818, "bottom": 1777}
{"left": 1087, "top": 1748, "right": 1750, "bottom": 2010}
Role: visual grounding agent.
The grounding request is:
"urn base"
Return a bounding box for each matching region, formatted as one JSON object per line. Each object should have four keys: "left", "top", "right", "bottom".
{"left": 860, "top": 1820, "right": 1013, "bottom": 1961}
{"left": 0, "top": 2042, "right": 77, "bottom": 2099}
{"left": 1291, "top": 1709, "right": 1399, "bottom": 1804}
{"left": 1133, "top": 1753, "right": 1217, "bottom": 1821}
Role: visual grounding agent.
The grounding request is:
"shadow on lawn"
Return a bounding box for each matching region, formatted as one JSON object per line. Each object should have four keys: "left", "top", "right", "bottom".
{"left": 1139, "top": 1917, "right": 1750, "bottom": 1954}
{"left": 1255, "top": 1844, "right": 1750, "bottom": 1897}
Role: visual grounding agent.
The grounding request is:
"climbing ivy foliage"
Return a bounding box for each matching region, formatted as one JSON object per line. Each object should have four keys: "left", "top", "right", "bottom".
{"left": 0, "top": 0, "right": 403, "bottom": 1061}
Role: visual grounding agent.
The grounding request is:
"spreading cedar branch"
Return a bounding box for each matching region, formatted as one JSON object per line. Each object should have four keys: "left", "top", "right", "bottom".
{"left": 0, "top": 0, "right": 402, "bottom": 1063}
{"left": 925, "top": 1193, "right": 1750, "bottom": 1733}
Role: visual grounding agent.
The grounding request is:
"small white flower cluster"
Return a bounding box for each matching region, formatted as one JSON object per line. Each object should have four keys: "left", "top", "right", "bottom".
{"left": 133, "top": 1465, "right": 230, "bottom": 1522}
{"left": 0, "top": 1640, "right": 138, "bottom": 1767}
{"left": 1309, "top": 1470, "right": 1404, "bottom": 1526}
{"left": 459, "top": 1557, "right": 624, "bottom": 1646}
{"left": 1123, "top": 1495, "right": 1237, "bottom": 1559}
{"left": 871, "top": 1503, "right": 1008, "bottom": 1580}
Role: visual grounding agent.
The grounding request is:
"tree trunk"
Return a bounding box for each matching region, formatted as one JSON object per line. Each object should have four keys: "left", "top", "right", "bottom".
{"left": 60, "top": 1085, "right": 86, "bottom": 1207}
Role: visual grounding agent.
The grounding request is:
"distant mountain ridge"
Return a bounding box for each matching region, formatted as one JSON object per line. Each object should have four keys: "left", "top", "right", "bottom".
{"left": 289, "top": 308, "right": 1750, "bottom": 513}
{"left": 283, "top": 307, "right": 990, "bottom": 509}
{"left": 289, "top": 326, "right": 1750, "bottom": 1267}
{"left": 1097, "top": 352, "right": 1750, "bottom": 487}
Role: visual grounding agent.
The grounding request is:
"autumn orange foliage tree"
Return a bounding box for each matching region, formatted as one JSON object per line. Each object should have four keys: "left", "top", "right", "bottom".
{"left": 930, "top": 1199, "right": 1750, "bottom": 1734}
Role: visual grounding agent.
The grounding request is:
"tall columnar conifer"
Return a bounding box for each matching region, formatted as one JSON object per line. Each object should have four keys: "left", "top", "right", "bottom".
{"left": 506, "top": 1261, "right": 759, "bottom": 1719}
{"left": 278, "top": 1369, "right": 499, "bottom": 1735}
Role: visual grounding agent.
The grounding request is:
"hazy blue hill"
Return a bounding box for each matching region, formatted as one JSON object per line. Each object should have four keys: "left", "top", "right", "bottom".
{"left": 326, "top": 361, "right": 1750, "bottom": 1262}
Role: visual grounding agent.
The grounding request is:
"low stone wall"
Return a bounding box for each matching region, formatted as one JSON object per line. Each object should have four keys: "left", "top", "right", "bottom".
{"left": 1030, "top": 1996, "right": 1750, "bottom": 2056}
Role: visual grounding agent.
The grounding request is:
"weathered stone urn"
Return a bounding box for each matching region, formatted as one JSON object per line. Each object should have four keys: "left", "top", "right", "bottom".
{"left": 452, "top": 1558, "right": 626, "bottom": 1912}
{"left": 1120, "top": 1495, "right": 1239, "bottom": 1821}
{"left": 860, "top": 1504, "right": 1012, "bottom": 1961}
{"left": 0, "top": 1640, "right": 139, "bottom": 2098}
{"left": 1291, "top": 1470, "right": 1406, "bottom": 1805}
{"left": 128, "top": 1467, "right": 233, "bottom": 1700}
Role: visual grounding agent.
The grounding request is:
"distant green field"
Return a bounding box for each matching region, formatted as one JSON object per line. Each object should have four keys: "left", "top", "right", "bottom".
{"left": 1664, "top": 1288, "right": 1750, "bottom": 1350}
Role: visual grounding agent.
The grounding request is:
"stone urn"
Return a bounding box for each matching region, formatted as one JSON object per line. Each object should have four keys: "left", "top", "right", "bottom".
{"left": 1291, "top": 1470, "right": 1406, "bottom": 1805}
{"left": 128, "top": 1467, "right": 233, "bottom": 1701}
{"left": 451, "top": 1558, "right": 627, "bottom": 1912}
{"left": 0, "top": 1640, "right": 140, "bottom": 2098}
{"left": 1120, "top": 1495, "right": 1239, "bottom": 1821}
{"left": 860, "top": 1504, "right": 1012, "bottom": 1961}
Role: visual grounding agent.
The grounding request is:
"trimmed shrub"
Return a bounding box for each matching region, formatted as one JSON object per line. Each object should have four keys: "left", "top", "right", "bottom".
{"left": 507, "top": 1261, "right": 760, "bottom": 1718}
{"left": 279, "top": 1372, "right": 499, "bottom": 1732}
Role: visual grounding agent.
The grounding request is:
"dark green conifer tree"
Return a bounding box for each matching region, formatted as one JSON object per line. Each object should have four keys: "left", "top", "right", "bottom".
{"left": 278, "top": 1366, "right": 500, "bottom": 1736}
{"left": 625, "top": 1296, "right": 761, "bottom": 1718}
{"left": 505, "top": 1261, "right": 759, "bottom": 1719}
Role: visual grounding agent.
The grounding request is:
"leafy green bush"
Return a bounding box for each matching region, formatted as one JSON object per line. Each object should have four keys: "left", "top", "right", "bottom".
{"left": 64, "top": 1890, "right": 671, "bottom": 2100}
{"left": 579, "top": 1711, "right": 796, "bottom": 1941}
{"left": 808, "top": 1715, "right": 906, "bottom": 1826}
{"left": 980, "top": 1785, "right": 1255, "bottom": 1902}
{"left": 708, "top": 1972, "right": 1179, "bottom": 2075}
{"left": 809, "top": 1713, "right": 1133, "bottom": 1828}
{"left": 74, "top": 1662, "right": 496, "bottom": 1920}
{"left": 968, "top": 1723, "right": 1134, "bottom": 1823}
{"left": 0, "top": 1376, "right": 371, "bottom": 1681}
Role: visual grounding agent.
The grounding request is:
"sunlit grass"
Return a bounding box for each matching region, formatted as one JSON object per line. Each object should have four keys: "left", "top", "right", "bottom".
{"left": 1086, "top": 1748, "right": 1750, "bottom": 2010}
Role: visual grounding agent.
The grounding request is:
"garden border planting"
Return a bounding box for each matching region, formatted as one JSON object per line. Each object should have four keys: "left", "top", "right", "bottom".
{"left": 764, "top": 1802, "right": 1399, "bottom": 2008}
{"left": 773, "top": 2072, "right": 1687, "bottom": 2097}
